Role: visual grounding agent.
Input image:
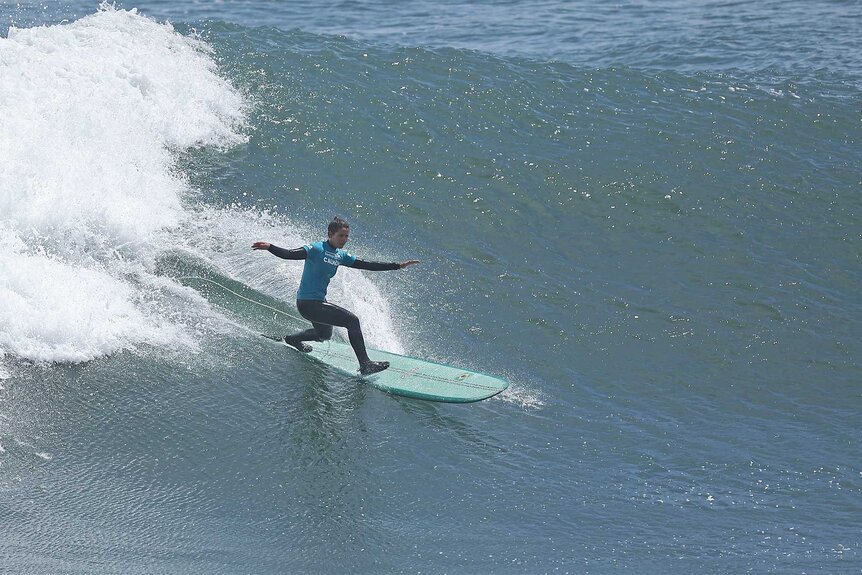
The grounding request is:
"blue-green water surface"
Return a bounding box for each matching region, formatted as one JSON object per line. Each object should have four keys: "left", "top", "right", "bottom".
{"left": 1, "top": 2, "right": 859, "bottom": 573}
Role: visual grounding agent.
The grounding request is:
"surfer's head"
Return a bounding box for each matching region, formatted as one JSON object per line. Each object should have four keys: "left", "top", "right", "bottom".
{"left": 327, "top": 216, "right": 350, "bottom": 248}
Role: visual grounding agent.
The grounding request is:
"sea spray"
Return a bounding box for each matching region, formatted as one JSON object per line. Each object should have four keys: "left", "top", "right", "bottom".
{"left": 0, "top": 5, "right": 247, "bottom": 370}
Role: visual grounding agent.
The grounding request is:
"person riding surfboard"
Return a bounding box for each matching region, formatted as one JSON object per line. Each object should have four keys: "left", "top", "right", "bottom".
{"left": 253, "top": 216, "right": 419, "bottom": 375}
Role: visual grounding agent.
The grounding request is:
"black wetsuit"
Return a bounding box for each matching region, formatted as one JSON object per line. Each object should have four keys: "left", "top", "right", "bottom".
{"left": 267, "top": 244, "right": 399, "bottom": 365}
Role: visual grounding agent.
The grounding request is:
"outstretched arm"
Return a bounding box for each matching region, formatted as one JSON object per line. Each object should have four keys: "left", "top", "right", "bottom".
{"left": 352, "top": 259, "right": 420, "bottom": 271}
{"left": 251, "top": 242, "right": 307, "bottom": 260}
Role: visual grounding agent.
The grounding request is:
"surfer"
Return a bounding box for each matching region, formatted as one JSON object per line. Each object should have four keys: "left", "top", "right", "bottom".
{"left": 253, "top": 216, "right": 419, "bottom": 375}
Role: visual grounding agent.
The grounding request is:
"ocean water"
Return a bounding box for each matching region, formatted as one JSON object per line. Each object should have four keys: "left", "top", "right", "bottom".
{"left": 1, "top": 1, "right": 860, "bottom": 573}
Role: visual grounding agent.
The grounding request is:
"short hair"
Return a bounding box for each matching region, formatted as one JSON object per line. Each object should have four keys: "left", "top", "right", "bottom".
{"left": 328, "top": 216, "right": 350, "bottom": 236}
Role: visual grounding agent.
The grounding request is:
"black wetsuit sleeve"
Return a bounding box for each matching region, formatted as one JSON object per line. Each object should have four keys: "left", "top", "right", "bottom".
{"left": 267, "top": 245, "right": 307, "bottom": 260}
{"left": 351, "top": 259, "right": 400, "bottom": 271}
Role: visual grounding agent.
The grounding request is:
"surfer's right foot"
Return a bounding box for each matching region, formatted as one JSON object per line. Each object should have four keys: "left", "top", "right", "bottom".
{"left": 283, "top": 336, "right": 312, "bottom": 353}
{"left": 359, "top": 360, "right": 389, "bottom": 376}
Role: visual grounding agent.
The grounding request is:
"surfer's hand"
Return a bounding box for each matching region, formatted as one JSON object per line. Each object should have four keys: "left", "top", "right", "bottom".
{"left": 252, "top": 241, "right": 271, "bottom": 250}
{"left": 399, "top": 260, "right": 420, "bottom": 269}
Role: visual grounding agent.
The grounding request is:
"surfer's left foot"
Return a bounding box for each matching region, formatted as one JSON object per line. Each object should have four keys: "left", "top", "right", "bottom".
{"left": 360, "top": 360, "right": 389, "bottom": 376}
{"left": 283, "top": 336, "right": 312, "bottom": 353}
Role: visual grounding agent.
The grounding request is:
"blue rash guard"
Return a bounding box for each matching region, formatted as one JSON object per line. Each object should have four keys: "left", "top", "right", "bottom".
{"left": 267, "top": 241, "right": 400, "bottom": 301}
{"left": 297, "top": 240, "right": 356, "bottom": 300}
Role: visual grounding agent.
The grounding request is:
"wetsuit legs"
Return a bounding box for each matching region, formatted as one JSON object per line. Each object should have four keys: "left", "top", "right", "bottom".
{"left": 294, "top": 300, "right": 370, "bottom": 364}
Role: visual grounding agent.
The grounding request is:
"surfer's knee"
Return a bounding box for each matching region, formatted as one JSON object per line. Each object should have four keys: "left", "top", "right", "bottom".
{"left": 315, "top": 325, "right": 333, "bottom": 341}
{"left": 345, "top": 314, "right": 361, "bottom": 332}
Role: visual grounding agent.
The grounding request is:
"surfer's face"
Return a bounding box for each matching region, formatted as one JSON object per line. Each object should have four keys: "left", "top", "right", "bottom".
{"left": 328, "top": 226, "right": 349, "bottom": 248}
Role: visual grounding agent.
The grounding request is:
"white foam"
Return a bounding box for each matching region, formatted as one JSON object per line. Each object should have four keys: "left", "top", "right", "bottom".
{"left": 0, "top": 242, "right": 189, "bottom": 362}
{"left": 0, "top": 5, "right": 247, "bottom": 371}
{"left": 1, "top": 4, "right": 245, "bottom": 243}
